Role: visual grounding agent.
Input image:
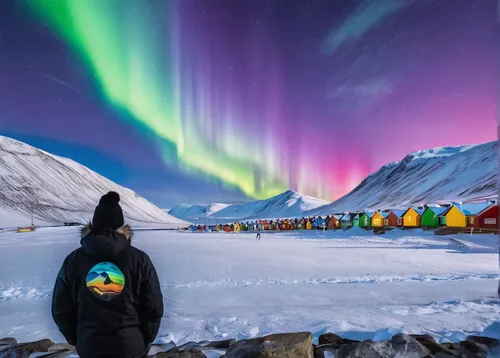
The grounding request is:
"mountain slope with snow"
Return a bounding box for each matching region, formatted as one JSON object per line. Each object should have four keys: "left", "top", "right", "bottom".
{"left": 168, "top": 203, "right": 230, "bottom": 221}
{"left": 311, "top": 141, "right": 497, "bottom": 214}
{"left": 169, "top": 190, "right": 328, "bottom": 223}
{"left": 0, "top": 136, "right": 188, "bottom": 228}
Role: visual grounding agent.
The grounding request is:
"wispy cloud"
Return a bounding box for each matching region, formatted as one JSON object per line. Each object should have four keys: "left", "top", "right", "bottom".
{"left": 327, "top": 77, "right": 395, "bottom": 111}
{"left": 323, "top": 0, "right": 413, "bottom": 55}
{"left": 39, "top": 73, "right": 85, "bottom": 94}
{"left": 329, "top": 78, "right": 394, "bottom": 98}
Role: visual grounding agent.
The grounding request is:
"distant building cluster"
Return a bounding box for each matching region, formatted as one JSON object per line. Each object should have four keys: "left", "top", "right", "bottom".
{"left": 181, "top": 201, "right": 498, "bottom": 233}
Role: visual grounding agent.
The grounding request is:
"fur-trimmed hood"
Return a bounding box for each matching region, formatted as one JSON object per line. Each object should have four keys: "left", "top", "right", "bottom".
{"left": 80, "top": 223, "right": 133, "bottom": 260}
{"left": 80, "top": 222, "right": 133, "bottom": 240}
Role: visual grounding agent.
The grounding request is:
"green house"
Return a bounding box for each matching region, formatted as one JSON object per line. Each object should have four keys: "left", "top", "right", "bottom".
{"left": 359, "top": 212, "right": 374, "bottom": 228}
{"left": 353, "top": 214, "right": 360, "bottom": 227}
{"left": 421, "top": 207, "right": 450, "bottom": 227}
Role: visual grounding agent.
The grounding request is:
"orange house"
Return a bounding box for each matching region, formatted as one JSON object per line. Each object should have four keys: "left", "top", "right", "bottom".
{"left": 371, "top": 212, "right": 385, "bottom": 228}
{"left": 402, "top": 207, "right": 424, "bottom": 227}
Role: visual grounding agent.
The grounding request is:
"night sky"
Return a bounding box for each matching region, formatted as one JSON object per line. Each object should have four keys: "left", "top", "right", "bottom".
{"left": 0, "top": 0, "right": 496, "bottom": 207}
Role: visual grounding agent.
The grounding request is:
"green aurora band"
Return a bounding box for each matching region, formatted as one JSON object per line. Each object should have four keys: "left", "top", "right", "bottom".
{"left": 30, "top": 0, "right": 288, "bottom": 199}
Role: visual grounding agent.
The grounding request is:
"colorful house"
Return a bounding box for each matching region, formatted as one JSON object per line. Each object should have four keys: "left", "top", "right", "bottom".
{"left": 441, "top": 205, "right": 467, "bottom": 227}
{"left": 421, "top": 206, "right": 450, "bottom": 227}
{"left": 459, "top": 202, "right": 498, "bottom": 229}
{"left": 306, "top": 220, "right": 312, "bottom": 230}
{"left": 371, "top": 212, "right": 384, "bottom": 228}
{"left": 382, "top": 211, "right": 399, "bottom": 227}
{"left": 327, "top": 215, "right": 341, "bottom": 229}
{"left": 359, "top": 212, "right": 374, "bottom": 228}
{"left": 16, "top": 225, "right": 35, "bottom": 233}
{"left": 314, "top": 217, "right": 326, "bottom": 229}
{"left": 324, "top": 216, "right": 331, "bottom": 229}
{"left": 402, "top": 207, "right": 424, "bottom": 227}
{"left": 234, "top": 222, "right": 241, "bottom": 232}
{"left": 352, "top": 214, "right": 360, "bottom": 227}
{"left": 340, "top": 213, "right": 353, "bottom": 229}
{"left": 391, "top": 210, "right": 406, "bottom": 226}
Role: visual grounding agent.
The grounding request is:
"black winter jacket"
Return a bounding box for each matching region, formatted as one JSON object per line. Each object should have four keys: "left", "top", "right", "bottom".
{"left": 52, "top": 225, "right": 164, "bottom": 358}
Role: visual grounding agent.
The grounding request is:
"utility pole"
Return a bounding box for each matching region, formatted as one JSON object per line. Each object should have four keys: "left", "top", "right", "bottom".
{"left": 205, "top": 205, "right": 208, "bottom": 227}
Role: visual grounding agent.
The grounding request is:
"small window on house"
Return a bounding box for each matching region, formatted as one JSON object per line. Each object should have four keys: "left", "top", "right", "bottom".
{"left": 468, "top": 217, "right": 474, "bottom": 224}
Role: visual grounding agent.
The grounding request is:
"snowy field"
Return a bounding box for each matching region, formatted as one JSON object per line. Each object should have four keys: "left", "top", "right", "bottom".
{"left": 1, "top": 227, "right": 500, "bottom": 345}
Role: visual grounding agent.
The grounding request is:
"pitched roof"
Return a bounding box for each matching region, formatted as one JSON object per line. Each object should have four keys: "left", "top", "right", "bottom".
{"left": 334, "top": 214, "right": 344, "bottom": 220}
{"left": 353, "top": 214, "right": 360, "bottom": 219}
{"left": 402, "top": 207, "right": 424, "bottom": 216}
{"left": 391, "top": 210, "right": 406, "bottom": 218}
{"left": 456, "top": 202, "right": 495, "bottom": 216}
{"left": 341, "top": 214, "right": 351, "bottom": 220}
{"left": 414, "top": 208, "right": 425, "bottom": 215}
{"left": 381, "top": 212, "right": 391, "bottom": 218}
{"left": 362, "top": 212, "right": 375, "bottom": 218}
{"left": 427, "top": 206, "right": 449, "bottom": 216}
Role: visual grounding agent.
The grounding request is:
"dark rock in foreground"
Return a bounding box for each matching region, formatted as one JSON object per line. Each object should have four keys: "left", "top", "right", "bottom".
{"left": 0, "top": 338, "right": 54, "bottom": 357}
{"left": 336, "top": 333, "right": 431, "bottom": 358}
{"left": 318, "top": 332, "right": 360, "bottom": 348}
{"left": 152, "top": 348, "right": 207, "bottom": 357}
{"left": 206, "top": 338, "right": 236, "bottom": 349}
{"left": 225, "top": 332, "right": 313, "bottom": 358}
{"left": 1, "top": 332, "right": 499, "bottom": 357}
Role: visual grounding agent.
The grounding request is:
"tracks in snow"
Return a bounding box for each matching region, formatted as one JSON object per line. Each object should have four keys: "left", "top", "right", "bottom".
{"left": 165, "top": 273, "right": 499, "bottom": 289}
{"left": 1, "top": 273, "right": 498, "bottom": 302}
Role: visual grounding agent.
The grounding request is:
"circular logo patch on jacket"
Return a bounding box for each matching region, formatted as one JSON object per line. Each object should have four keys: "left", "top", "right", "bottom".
{"left": 86, "top": 262, "right": 125, "bottom": 301}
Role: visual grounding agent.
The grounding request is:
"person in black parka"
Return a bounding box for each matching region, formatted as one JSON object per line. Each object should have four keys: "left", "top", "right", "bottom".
{"left": 52, "top": 191, "right": 164, "bottom": 358}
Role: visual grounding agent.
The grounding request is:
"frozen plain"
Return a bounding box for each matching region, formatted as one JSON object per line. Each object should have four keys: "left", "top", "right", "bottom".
{"left": 0, "top": 226, "right": 500, "bottom": 346}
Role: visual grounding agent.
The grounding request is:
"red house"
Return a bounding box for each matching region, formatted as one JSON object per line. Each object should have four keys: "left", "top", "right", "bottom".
{"left": 461, "top": 202, "right": 498, "bottom": 230}
{"left": 382, "top": 211, "right": 399, "bottom": 227}
{"left": 327, "top": 215, "right": 342, "bottom": 229}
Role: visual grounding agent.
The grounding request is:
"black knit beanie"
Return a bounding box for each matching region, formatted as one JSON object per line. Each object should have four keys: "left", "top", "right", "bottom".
{"left": 92, "top": 191, "right": 124, "bottom": 230}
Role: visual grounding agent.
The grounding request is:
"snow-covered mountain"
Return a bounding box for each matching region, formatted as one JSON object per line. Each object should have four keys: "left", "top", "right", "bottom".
{"left": 169, "top": 190, "right": 328, "bottom": 223}
{"left": 0, "top": 136, "right": 188, "bottom": 228}
{"left": 168, "top": 203, "right": 230, "bottom": 221}
{"left": 311, "top": 141, "right": 498, "bottom": 215}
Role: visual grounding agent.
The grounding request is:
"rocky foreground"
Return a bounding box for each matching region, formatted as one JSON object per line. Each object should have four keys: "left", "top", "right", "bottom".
{"left": 1, "top": 332, "right": 499, "bottom": 357}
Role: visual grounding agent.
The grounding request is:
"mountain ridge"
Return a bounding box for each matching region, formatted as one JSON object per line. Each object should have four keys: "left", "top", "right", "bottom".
{"left": 0, "top": 136, "right": 188, "bottom": 228}
{"left": 168, "top": 189, "right": 328, "bottom": 223}
{"left": 310, "top": 140, "right": 497, "bottom": 215}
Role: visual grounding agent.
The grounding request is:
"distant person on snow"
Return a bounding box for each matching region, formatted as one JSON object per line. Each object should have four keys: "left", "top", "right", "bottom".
{"left": 52, "top": 191, "right": 164, "bottom": 358}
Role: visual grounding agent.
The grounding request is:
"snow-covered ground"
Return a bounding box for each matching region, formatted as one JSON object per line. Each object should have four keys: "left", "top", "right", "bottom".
{"left": 1, "top": 227, "right": 499, "bottom": 346}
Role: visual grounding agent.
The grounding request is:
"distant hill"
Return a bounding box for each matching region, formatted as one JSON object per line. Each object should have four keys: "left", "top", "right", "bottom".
{"left": 0, "top": 136, "right": 189, "bottom": 228}
{"left": 169, "top": 190, "right": 328, "bottom": 224}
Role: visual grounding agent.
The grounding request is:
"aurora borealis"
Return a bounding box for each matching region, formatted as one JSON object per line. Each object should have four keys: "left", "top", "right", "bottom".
{"left": 0, "top": 0, "right": 496, "bottom": 206}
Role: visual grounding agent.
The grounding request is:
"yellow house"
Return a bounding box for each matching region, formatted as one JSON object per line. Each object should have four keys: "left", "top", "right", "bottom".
{"left": 402, "top": 207, "right": 423, "bottom": 227}
{"left": 371, "top": 212, "right": 384, "bottom": 227}
{"left": 306, "top": 221, "right": 312, "bottom": 230}
{"left": 234, "top": 222, "right": 240, "bottom": 232}
{"left": 443, "top": 205, "right": 467, "bottom": 227}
